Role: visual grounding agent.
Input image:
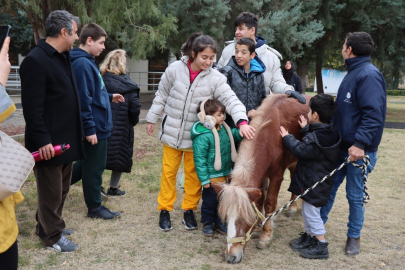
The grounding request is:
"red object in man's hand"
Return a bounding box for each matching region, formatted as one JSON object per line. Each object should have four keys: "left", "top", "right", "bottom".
{"left": 32, "top": 144, "right": 70, "bottom": 162}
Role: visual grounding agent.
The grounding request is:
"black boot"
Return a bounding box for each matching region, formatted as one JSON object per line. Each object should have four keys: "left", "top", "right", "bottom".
{"left": 159, "top": 210, "right": 172, "bottom": 231}
{"left": 289, "top": 232, "right": 308, "bottom": 246}
{"left": 202, "top": 224, "right": 214, "bottom": 237}
{"left": 290, "top": 232, "right": 312, "bottom": 251}
{"left": 345, "top": 237, "right": 360, "bottom": 255}
{"left": 300, "top": 238, "right": 329, "bottom": 259}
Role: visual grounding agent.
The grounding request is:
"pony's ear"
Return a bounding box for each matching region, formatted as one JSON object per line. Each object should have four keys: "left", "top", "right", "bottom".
{"left": 211, "top": 182, "right": 224, "bottom": 195}
{"left": 247, "top": 189, "right": 262, "bottom": 203}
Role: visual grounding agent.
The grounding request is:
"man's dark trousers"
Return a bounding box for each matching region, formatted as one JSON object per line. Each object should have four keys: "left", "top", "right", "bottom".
{"left": 34, "top": 163, "right": 72, "bottom": 246}
{"left": 71, "top": 139, "right": 108, "bottom": 210}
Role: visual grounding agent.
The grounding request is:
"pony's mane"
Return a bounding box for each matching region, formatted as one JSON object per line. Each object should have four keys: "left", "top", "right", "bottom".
{"left": 217, "top": 184, "right": 257, "bottom": 225}
{"left": 231, "top": 95, "right": 287, "bottom": 186}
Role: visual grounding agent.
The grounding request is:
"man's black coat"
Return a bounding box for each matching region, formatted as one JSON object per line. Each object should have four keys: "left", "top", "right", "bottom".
{"left": 20, "top": 39, "right": 85, "bottom": 165}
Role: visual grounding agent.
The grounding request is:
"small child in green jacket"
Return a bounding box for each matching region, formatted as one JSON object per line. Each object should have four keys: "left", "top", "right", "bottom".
{"left": 191, "top": 99, "right": 242, "bottom": 237}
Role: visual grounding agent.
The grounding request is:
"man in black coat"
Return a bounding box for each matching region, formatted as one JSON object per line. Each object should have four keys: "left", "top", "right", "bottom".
{"left": 20, "top": 10, "right": 84, "bottom": 253}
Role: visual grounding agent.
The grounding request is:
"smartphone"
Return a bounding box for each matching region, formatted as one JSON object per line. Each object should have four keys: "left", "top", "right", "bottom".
{"left": 0, "top": 25, "right": 12, "bottom": 50}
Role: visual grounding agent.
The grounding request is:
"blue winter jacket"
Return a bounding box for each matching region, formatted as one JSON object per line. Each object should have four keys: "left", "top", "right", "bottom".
{"left": 70, "top": 48, "right": 112, "bottom": 139}
{"left": 334, "top": 56, "right": 386, "bottom": 152}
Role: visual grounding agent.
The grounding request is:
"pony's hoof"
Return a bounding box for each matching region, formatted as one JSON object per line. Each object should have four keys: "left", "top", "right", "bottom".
{"left": 284, "top": 209, "right": 297, "bottom": 218}
{"left": 256, "top": 240, "right": 271, "bottom": 249}
{"left": 251, "top": 231, "right": 261, "bottom": 239}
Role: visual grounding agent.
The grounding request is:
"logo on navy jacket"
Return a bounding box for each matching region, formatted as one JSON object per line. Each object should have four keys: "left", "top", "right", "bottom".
{"left": 344, "top": 92, "right": 352, "bottom": 103}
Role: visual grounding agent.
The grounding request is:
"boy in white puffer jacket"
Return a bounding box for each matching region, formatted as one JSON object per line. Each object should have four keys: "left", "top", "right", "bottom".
{"left": 217, "top": 12, "right": 306, "bottom": 104}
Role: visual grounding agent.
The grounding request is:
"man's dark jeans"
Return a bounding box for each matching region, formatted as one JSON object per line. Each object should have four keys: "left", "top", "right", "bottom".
{"left": 34, "top": 162, "right": 72, "bottom": 246}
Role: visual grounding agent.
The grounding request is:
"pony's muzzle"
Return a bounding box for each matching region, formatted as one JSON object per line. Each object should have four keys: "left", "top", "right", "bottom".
{"left": 225, "top": 248, "right": 243, "bottom": 264}
{"left": 226, "top": 254, "right": 242, "bottom": 264}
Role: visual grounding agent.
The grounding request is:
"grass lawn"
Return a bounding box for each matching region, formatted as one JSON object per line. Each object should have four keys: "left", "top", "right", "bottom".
{"left": 15, "top": 123, "right": 405, "bottom": 269}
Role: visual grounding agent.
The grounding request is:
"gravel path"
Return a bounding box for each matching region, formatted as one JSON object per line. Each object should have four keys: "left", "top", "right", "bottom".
{"left": 0, "top": 110, "right": 25, "bottom": 136}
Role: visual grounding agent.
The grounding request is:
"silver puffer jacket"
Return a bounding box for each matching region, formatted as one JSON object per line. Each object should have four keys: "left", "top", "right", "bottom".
{"left": 146, "top": 56, "right": 247, "bottom": 149}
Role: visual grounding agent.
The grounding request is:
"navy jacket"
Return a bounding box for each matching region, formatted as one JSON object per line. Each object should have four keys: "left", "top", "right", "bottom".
{"left": 283, "top": 123, "right": 341, "bottom": 207}
{"left": 335, "top": 56, "right": 386, "bottom": 152}
{"left": 70, "top": 48, "right": 112, "bottom": 139}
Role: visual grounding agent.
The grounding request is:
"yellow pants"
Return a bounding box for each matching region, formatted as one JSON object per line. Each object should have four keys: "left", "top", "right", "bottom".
{"left": 157, "top": 145, "right": 201, "bottom": 211}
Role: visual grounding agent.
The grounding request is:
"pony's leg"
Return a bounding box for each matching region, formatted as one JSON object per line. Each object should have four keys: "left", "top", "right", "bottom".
{"left": 257, "top": 170, "right": 284, "bottom": 249}
{"left": 286, "top": 163, "right": 299, "bottom": 215}
{"left": 252, "top": 177, "right": 269, "bottom": 239}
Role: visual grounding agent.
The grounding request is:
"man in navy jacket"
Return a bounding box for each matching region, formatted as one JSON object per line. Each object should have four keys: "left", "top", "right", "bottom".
{"left": 320, "top": 32, "right": 386, "bottom": 256}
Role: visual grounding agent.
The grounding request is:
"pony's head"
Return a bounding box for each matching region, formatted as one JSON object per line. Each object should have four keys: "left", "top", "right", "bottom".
{"left": 213, "top": 183, "right": 262, "bottom": 264}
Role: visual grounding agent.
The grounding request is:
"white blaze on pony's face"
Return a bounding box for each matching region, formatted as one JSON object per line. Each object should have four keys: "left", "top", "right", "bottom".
{"left": 225, "top": 208, "right": 246, "bottom": 264}
{"left": 227, "top": 213, "right": 237, "bottom": 253}
{"left": 212, "top": 183, "right": 262, "bottom": 264}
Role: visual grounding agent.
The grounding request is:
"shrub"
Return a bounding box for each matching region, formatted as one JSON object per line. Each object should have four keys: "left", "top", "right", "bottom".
{"left": 386, "top": 90, "right": 405, "bottom": 96}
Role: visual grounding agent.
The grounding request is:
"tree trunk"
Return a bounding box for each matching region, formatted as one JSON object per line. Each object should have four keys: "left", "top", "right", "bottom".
{"left": 215, "top": 35, "right": 224, "bottom": 63}
{"left": 392, "top": 63, "right": 400, "bottom": 90}
{"left": 296, "top": 61, "right": 308, "bottom": 94}
{"left": 315, "top": 53, "right": 324, "bottom": 94}
{"left": 13, "top": 0, "right": 47, "bottom": 44}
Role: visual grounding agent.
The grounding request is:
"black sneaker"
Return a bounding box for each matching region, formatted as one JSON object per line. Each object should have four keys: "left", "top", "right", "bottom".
{"left": 159, "top": 210, "right": 172, "bottom": 231}
{"left": 182, "top": 210, "right": 198, "bottom": 230}
{"left": 214, "top": 222, "right": 227, "bottom": 235}
{"left": 87, "top": 205, "right": 120, "bottom": 219}
{"left": 300, "top": 238, "right": 329, "bottom": 259}
{"left": 107, "top": 187, "right": 126, "bottom": 196}
{"left": 62, "top": 229, "right": 74, "bottom": 236}
{"left": 203, "top": 224, "right": 214, "bottom": 237}
{"left": 100, "top": 187, "right": 109, "bottom": 202}
{"left": 289, "top": 232, "right": 308, "bottom": 246}
{"left": 290, "top": 232, "right": 313, "bottom": 251}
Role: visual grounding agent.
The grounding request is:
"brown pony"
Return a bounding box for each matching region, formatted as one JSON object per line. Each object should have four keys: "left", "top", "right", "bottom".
{"left": 213, "top": 94, "right": 310, "bottom": 264}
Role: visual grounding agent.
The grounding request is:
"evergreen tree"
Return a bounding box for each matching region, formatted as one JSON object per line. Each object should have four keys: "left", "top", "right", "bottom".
{"left": 162, "top": 0, "right": 230, "bottom": 59}
{"left": 5, "top": 0, "right": 178, "bottom": 59}
{"left": 0, "top": 7, "right": 35, "bottom": 55}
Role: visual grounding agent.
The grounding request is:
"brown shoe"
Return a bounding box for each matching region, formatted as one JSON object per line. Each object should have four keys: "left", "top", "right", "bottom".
{"left": 345, "top": 237, "right": 360, "bottom": 255}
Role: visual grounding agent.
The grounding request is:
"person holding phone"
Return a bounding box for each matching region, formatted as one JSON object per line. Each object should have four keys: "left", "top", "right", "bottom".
{"left": 0, "top": 35, "right": 22, "bottom": 270}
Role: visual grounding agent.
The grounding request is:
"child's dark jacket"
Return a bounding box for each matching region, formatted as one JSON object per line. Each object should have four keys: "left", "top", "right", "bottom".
{"left": 221, "top": 55, "right": 266, "bottom": 128}
{"left": 282, "top": 123, "right": 341, "bottom": 207}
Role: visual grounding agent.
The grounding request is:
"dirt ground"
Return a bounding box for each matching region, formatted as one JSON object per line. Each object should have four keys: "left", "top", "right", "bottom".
{"left": 14, "top": 124, "right": 405, "bottom": 269}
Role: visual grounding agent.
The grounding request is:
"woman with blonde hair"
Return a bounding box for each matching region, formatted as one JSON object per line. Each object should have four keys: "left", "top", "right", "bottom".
{"left": 100, "top": 49, "right": 141, "bottom": 196}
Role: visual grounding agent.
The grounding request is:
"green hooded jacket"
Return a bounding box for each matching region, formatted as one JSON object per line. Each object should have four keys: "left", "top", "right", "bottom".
{"left": 191, "top": 121, "right": 242, "bottom": 185}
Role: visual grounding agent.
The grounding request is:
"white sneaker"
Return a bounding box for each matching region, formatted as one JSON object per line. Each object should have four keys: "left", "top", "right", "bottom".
{"left": 46, "top": 235, "right": 79, "bottom": 253}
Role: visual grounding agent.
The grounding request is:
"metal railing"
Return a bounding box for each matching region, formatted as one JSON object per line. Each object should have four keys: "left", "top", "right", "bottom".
{"left": 5, "top": 67, "right": 164, "bottom": 97}
{"left": 127, "top": 71, "right": 164, "bottom": 91}
{"left": 6, "top": 66, "right": 21, "bottom": 96}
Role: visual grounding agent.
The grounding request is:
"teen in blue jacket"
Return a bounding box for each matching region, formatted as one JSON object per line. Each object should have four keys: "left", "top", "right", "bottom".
{"left": 321, "top": 32, "right": 386, "bottom": 256}
{"left": 70, "top": 23, "right": 124, "bottom": 220}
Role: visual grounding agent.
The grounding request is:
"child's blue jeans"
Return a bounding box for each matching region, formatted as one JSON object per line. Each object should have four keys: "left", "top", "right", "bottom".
{"left": 201, "top": 186, "right": 222, "bottom": 225}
